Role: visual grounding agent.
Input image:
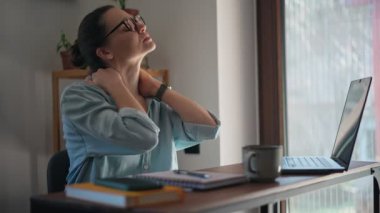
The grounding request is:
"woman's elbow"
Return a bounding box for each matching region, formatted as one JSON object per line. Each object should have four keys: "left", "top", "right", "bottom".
{"left": 196, "top": 125, "right": 221, "bottom": 141}
{"left": 120, "top": 130, "right": 159, "bottom": 153}
{"left": 106, "top": 129, "right": 159, "bottom": 153}
{"left": 138, "top": 130, "right": 159, "bottom": 151}
{"left": 206, "top": 128, "right": 220, "bottom": 140}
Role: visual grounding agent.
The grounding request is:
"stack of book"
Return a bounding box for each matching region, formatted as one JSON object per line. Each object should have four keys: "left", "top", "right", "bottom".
{"left": 65, "top": 177, "right": 185, "bottom": 208}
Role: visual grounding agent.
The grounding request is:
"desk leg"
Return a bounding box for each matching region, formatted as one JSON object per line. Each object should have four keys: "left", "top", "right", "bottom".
{"left": 260, "top": 202, "right": 279, "bottom": 213}
{"left": 273, "top": 202, "right": 278, "bottom": 213}
{"left": 372, "top": 168, "right": 380, "bottom": 213}
{"left": 260, "top": 205, "right": 268, "bottom": 213}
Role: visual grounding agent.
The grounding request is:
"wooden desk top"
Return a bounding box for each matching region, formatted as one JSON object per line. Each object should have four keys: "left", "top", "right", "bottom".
{"left": 31, "top": 161, "right": 380, "bottom": 213}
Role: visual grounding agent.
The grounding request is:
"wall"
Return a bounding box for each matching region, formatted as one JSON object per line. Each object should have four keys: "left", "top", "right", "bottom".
{"left": 0, "top": 1, "right": 114, "bottom": 212}
{"left": 0, "top": 0, "right": 258, "bottom": 212}
{"left": 128, "top": 0, "right": 221, "bottom": 170}
{"left": 217, "top": 0, "right": 259, "bottom": 165}
{"left": 129, "top": 0, "right": 259, "bottom": 169}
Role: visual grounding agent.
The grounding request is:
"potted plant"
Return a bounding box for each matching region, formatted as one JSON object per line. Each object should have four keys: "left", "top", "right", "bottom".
{"left": 56, "top": 31, "right": 76, "bottom": 70}
{"left": 118, "top": 0, "right": 126, "bottom": 9}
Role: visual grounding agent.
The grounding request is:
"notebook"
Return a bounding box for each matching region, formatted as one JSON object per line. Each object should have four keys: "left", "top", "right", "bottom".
{"left": 134, "top": 170, "right": 247, "bottom": 190}
{"left": 94, "top": 177, "right": 163, "bottom": 191}
{"left": 65, "top": 182, "right": 184, "bottom": 208}
{"left": 281, "top": 77, "right": 372, "bottom": 174}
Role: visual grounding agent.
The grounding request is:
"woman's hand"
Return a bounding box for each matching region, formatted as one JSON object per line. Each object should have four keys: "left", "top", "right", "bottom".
{"left": 90, "top": 68, "right": 146, "bottom": 112}
{"left": 91, "top": 68, "right": 125, "bottom": 93}
{"left": 138, "top": 69, "right": 161, "bottom": 97}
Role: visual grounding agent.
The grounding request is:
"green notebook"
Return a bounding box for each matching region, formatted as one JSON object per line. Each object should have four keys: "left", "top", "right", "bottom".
{"left": 94, "top": 177, "right": 163, "bottom": 191}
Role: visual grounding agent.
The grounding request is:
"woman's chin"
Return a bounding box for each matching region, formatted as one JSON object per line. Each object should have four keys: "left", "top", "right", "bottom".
{"left": 144, "top": 42, "right": 156, "bottom": 54}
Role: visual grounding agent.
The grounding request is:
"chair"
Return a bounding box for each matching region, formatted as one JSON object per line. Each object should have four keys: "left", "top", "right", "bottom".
{"left": 47, "top": 150, "right": 69, "bottom": 193}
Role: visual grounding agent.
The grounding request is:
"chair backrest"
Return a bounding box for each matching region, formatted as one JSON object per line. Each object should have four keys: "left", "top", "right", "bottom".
{"left": 47, "top": 150, "right": 69, "bottom": 193}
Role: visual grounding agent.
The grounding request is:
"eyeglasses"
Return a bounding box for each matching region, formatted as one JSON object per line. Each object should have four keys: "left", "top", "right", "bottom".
{"left": 103, "top": 15, "right": 145, "bottom": 40}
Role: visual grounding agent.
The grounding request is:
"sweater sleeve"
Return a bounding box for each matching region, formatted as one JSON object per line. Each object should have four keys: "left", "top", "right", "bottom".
{"left": 61, "top": 84, "right": 160, "bottom": 154}
{"left": 162, "top": 103, "right": 220, "bottom": 151}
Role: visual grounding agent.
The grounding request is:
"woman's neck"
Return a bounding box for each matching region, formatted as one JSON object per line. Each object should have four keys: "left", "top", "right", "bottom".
{"left": 112, "top": 59, "right": 142, "bottom": 97}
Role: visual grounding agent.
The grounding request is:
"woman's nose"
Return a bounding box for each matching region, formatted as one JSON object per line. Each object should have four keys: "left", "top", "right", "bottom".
{"left": 137, "top": 23, "right": 146, "bottom": 33}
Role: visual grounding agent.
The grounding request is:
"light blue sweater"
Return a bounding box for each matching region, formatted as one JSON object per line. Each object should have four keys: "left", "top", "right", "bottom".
{"left": 60, "top": 81, "right": 220, "bottom": 184}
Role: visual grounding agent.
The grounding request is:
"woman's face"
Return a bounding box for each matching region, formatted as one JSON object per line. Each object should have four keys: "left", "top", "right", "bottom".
{"left": 101, "top": 8, "right": 156, "bottom": 63}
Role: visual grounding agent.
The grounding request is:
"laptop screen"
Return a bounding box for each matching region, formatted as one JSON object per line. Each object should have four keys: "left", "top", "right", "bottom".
{"left": 331, "top": 77, "right": 372, "bottom": 168}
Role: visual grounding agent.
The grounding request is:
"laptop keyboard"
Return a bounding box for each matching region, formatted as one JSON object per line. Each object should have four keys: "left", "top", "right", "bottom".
{"left": 284, "top": 156, "right": 333, "bottom": 168}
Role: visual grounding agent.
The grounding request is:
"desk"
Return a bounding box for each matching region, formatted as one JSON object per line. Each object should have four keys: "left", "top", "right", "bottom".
{"left": 31, "top": 161, "right": 380, "bottom": 213}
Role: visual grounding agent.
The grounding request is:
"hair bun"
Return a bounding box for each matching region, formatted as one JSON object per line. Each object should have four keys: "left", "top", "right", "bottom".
{"left": 70, "top": 40, "right": 86, "bottom": 68}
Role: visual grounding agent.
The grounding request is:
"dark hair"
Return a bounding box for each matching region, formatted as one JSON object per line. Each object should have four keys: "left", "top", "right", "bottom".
{"left": 71, "top": 5, "right": 114, "bottom": 73}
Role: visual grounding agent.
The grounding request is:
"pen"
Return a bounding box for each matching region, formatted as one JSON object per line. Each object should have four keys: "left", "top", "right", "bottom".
{"left": 173, "top": 170, "right": 210, "bottom": 179}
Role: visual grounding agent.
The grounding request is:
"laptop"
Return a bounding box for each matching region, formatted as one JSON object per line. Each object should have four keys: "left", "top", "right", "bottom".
{"left": 281, "top": 77, "right": 372, "bottom": 174}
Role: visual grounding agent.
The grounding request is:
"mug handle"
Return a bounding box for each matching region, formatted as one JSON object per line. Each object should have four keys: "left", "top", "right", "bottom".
{"left": 248, "top": 152, "right": 257, "bottom": 173}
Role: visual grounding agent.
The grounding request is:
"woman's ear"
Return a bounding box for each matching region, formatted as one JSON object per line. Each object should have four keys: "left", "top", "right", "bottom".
{"left": 96, "top": 47, "right": 114, "bottom": 61}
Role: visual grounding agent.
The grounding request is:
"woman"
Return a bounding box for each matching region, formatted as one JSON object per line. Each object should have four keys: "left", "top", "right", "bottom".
{"left": 61, "top": 5, "right": 220, "bottom": 184}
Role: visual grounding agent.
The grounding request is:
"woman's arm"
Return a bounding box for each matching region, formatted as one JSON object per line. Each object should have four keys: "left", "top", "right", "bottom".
{"left": 61, "top": 84, "right": 160, "bottom": 154}
{"left": 139, "top": 70, "right": 217, "bottom": 126}
{"left": 160, "top": 89, "right": 217, "bottom": 126}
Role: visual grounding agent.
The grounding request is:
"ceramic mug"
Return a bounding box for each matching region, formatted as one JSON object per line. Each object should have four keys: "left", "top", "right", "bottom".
{"left": 242, "top": 145, "right": 283, "bottom": 182}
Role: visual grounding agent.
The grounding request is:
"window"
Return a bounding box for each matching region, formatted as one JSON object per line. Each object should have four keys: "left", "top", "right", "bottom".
{"left": 284, "top": 0, "right": 378, "bottom": 212}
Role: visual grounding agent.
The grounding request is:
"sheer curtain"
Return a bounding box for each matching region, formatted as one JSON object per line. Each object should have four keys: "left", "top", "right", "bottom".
{"left": 284, "top": 0, "right": 378, "bottom": 212}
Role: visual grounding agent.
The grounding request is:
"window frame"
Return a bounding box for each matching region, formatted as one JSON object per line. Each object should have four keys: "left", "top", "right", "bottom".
{"left": 257, "top": 0, "right": 286, "bottom": 149}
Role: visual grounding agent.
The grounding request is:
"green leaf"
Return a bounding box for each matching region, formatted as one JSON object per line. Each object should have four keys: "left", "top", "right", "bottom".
{"left": 57, "top": 31, "right": 72, "bottom": 53}
{"left": 119, "top": 0, "right": 126, "bottom": 9}
{"left": 56, "top": 44, "right": 62, "bottom": 53}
